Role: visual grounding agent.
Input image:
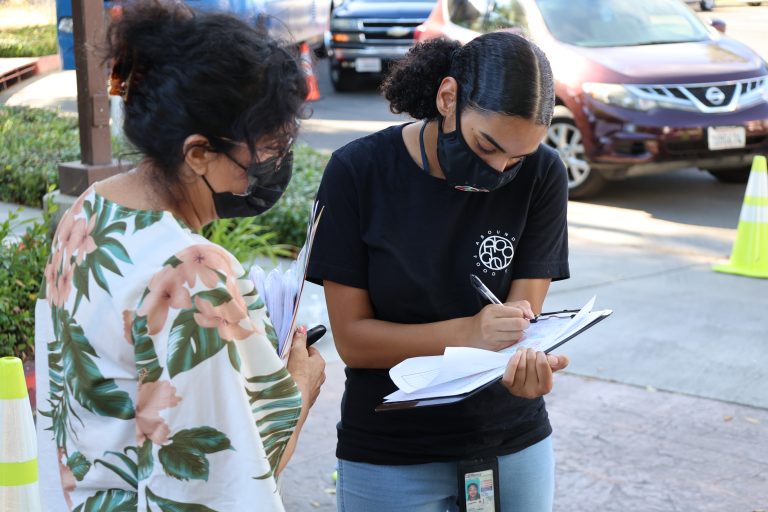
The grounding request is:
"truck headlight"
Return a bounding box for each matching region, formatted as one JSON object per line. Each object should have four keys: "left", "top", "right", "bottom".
{"left": 331, "top": 18, "right": 361, "bottom": 31}
{"left": 582, "top": 82, "right": 658, "bottom": 111}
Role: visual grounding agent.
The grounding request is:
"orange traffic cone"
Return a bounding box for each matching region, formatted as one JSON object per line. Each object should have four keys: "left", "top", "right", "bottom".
{"left": 299, "top": 42, "right": 321, "bottom": 102}
{"left": 0, "top": 357, "right": 42, "bottom": 511}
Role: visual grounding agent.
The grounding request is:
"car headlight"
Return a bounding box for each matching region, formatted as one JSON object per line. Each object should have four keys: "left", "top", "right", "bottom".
{"left": 330, "top": 18, "right": 361, "bottom": 31}
{"left": 582, "top": 82, "right": 658, "bottom": 111}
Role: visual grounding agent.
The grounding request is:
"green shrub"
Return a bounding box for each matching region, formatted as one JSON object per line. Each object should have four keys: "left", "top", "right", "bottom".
{"left": 0, "top": 202, "right": 56, "bottom": 360}
{"left": 0, "top": 106, "right": 135, "bottom": 207}
{"left": 0, "top": 25, "right": 58, "bottom": 58}
{"left": 0, "top": 107, "right": 80, "bottom": 207}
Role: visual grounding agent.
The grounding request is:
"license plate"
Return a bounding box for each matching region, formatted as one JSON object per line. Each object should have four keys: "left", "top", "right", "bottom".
{"left": 707, "top": 126, "right": 746, "bottom": 151}
{"left": 355, "top": 58, "right": 382, "bottom": 73}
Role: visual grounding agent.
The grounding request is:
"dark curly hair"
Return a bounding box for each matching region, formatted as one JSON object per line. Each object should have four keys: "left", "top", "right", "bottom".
{"left": 106, "top": 0, "right": 307, "bottom": 195}
{"left": 382, "top": 32, "right": 554, "bottom": 125}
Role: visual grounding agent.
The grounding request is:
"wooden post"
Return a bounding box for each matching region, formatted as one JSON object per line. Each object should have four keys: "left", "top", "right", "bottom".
{"left": 57, "top": 0, "right": 126, "bottom": 197}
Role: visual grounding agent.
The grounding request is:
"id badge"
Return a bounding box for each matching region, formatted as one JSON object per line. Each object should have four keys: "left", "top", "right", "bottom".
{"left": 457, "top": 457, "right": 501, "bottom": 512}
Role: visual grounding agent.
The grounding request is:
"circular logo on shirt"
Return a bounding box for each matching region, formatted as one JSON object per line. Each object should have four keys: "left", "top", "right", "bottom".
{"left": 475, "top": 231, "right": 515, "bottom": 275}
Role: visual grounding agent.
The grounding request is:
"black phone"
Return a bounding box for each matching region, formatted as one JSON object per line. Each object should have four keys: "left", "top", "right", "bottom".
{"left": 306, "top": 324, "right": 327, "bottom": 347}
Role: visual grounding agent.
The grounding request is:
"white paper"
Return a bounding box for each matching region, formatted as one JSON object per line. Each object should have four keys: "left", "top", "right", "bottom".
{"left": 385, "top": 296, "right": 611, "bottom": 402}
{"left": 249, "top": 202, "right": 324, "bottom": 361}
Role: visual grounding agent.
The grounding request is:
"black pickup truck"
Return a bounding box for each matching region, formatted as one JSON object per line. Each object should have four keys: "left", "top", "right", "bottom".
{"left": 327, "top": 0, "right": 434, "bottom": 91}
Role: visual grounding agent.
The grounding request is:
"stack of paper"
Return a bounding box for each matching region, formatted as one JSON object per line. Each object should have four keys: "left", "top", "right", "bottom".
{"left": 384, "top": 296, "right": 611, "bottom": 403}
{"left": 250, "top": 202, "right": 323, "bottom": 360}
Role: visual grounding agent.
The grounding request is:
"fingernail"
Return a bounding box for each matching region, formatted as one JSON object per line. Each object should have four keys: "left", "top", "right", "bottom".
{"left": 299, "top": 325, "right": 307, "bottom": 335}
{"left": 547, "top": 355, "right": 559, "bottom": 366}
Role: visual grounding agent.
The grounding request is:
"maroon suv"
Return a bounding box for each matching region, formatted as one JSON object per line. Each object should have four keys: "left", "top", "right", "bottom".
{"left": 416, "top": 0, "right": 768, "bottom": 197}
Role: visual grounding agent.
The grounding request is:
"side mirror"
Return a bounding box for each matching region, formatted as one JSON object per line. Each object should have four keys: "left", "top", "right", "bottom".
{"left": 709, "top": 18, "right": 726, "bottom": 34}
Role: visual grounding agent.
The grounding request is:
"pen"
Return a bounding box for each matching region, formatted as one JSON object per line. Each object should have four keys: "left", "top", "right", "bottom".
{"left": 469, "top": 274, "right": 503, "bottom": 305}
{"left": 469, "top": 274, "right": 536, "bottom": 321}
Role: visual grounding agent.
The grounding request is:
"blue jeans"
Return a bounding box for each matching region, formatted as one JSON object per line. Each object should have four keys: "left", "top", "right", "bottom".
{"left": 336, "top": 436, "right": 554, "bottom": 512}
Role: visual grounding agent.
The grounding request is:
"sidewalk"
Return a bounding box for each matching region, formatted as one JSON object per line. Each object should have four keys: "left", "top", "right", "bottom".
{"left": 280, "top": 361, "right": 768, "bottom": 512}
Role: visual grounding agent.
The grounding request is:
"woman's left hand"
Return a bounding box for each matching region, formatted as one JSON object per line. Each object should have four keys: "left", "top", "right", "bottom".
{"left": 501, "top": 348, "right": 569, "bottom": 399}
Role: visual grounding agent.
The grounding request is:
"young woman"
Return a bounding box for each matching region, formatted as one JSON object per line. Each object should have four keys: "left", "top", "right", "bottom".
{"left": 34, "top": 2, "right": 325, "bottom": 510}
{"left": 308, "top": 33, "right": 570, "bottom": 511}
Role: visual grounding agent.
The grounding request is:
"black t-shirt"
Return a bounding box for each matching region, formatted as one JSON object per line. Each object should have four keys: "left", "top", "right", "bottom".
{"left": 307, "top": 123, "right": 569, "bottom": 465}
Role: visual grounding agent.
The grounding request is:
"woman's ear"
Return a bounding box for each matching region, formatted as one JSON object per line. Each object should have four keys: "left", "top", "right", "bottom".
{"left": 436, "top": 77, "right": 458, "bottom": 118}
{"left": 182, "top": 134, "right": 216, "bottom": 177}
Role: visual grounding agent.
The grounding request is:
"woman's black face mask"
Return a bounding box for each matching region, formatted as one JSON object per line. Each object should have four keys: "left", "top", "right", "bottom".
{"left": 435, "top": 96, "right": 525, "bottom": 192}
{"left": 203, "top": 150, "right": 293, "bottom": 219}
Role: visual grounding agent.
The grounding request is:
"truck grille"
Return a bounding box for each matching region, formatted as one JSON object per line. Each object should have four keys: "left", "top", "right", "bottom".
{"left": 361, "top": 19, "right": 422, "bottom": 43}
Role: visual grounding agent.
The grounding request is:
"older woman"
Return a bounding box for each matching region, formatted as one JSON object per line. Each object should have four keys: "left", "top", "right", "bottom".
{"left": 34, "top": 2, "right": 325, "bottom": 510}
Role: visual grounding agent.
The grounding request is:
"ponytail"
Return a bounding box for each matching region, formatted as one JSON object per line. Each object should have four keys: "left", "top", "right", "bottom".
{"left": 381, "top": 38, "right": 461, "bottom": 120}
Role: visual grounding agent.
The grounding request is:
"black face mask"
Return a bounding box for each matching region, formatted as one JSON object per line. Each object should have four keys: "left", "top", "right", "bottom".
{"left": 419, "top": 97, "right": 525, "bottom": 192}
{"left": 202, "top": 151, "right": 293, "bottom": 219}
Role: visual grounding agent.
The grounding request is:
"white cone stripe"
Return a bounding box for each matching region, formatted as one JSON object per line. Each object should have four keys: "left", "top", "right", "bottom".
{"left": 745, "top": 168, "right": 768, "bottom": 198}
{"left": 0, "top": 482, "right": 42, "bottom": 511}
{"left": 0, "top": 398, "right": 37, "bottom": 463}
{"left": 739, "top": 205, "right": 768, "bottom": 224}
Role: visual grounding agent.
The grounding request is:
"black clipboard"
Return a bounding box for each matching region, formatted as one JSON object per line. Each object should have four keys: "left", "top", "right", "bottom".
{"left": 375, "top": 308, "right": 612, "bottom": 412}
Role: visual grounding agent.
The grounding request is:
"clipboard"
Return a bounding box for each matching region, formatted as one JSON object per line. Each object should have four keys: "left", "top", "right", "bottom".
{"left": 374, "top": 308, "right": 612, "bottom": 412}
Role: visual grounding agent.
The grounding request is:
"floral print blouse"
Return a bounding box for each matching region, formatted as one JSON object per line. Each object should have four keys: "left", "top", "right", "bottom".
{"left": 35, "top": 188, "right": 302, "bottom": 511}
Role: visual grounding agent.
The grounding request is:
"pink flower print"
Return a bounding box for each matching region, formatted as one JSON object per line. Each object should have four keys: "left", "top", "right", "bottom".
{"left": 70, "top": 187, "right": 91, "bottom": 216}
{"left": 55, "top": 210, "right": 76, "bottom": 255}
{"left": 123, "top": 310, "right": 135, "bottom": 345}
{"left": 137, "top": 267, "right": 193, "bottom": 335}
{"left": 52, "top": 257, "right": 74, "bottom": 307}
{"left": 68, "top": 216, "right": 98, "bottom": 265}
{"left": 136, "top": 380, "right": 182, "bottom": 446}
{"left": 57, "top": 448, "right": 75, "bottom": 510}
{"left": 176, "top": 245, "right": 234, "bottom": 288}
{"left": 193, "top": 295, "right": 255, "bottom": 342}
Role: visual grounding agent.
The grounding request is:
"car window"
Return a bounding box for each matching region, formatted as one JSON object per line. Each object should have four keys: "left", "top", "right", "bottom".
{"left": 485, "top": 0, "right": 528, "bottom": 33}
{"left": 448, "top": 0, "right": 487, "bottom": 31}
{"left": 536, "top": 0, "right": 710, "bottom": 47}
{"left": 448, "top": 0, "right": 528, "bottom": 34}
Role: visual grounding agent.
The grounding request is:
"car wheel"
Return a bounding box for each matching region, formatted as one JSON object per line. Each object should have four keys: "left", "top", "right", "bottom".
{"left": 707, "top": 167, "right": 751, "bottom": 183}
{"left": 546, "top": 106, "right": 606, "bottom": 199}
{"left": 699, "top": 0, "right": 715, "bottom": 10}
{"left": 330, "top": 62, "right": 359, "bottom": 93}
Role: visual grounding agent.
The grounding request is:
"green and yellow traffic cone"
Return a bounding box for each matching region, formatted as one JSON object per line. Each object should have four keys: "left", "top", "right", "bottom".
{"left": 714, "top": 155, "right": 768, "bottom": 278}
{"left": 0, "top": 357, "right": 42, "bottom": 511}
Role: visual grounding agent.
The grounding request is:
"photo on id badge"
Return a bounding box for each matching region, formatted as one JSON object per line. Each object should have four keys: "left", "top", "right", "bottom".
{"left": 458, "top": 458, "right": 499, "bottom": 512}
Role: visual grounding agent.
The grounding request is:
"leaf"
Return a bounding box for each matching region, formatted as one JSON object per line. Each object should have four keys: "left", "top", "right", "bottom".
{"left": 132, "top": 314, "right": 163, "bottom": 383}
{"left": 145, "top": 488, "right": 216, "bottom": 512}
{"left": 134, "top": 211, "right": 164, "bottom": 232}
{"left": 67, "top": 451, "right": 91, "bottom": 481}
{"left": 247, "top": 377, "right": 298, "bottom": 403}
{"left": 59, "top": 309, "right": 135, "bottom": 419}
{"left": 72, "top": 489, "right": 137, "bottom": 512}
{"left": 166, "top": 309, "right": 226, "bottom": 379}
{"left": 157, "top": 427, "right": 232, "bottom": 482}
{"left": 100, "top": 237, "right": 131, "bottom": 264}
{"left": 93, "top": 249, "right": 123, "bottom": 277}
{"left": 169, "top": 427, "right": 233, "bottom": 454}
{"left": 137, "top": 439, "right": 154, "bottom": 482}
{"left": 194, "top": 289, "right": 233, "bottom": 308}
{"left": 227, "top": 342, "right": 241, "bottom": 373}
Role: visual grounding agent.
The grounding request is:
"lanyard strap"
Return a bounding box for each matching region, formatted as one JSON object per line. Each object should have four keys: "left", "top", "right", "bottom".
{"left": 418, "top": 120, "right": 431, "bottom": 174}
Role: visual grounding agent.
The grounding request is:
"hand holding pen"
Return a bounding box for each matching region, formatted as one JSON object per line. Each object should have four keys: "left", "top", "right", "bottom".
{"left": 466, "top": 274, "right": 535, "bottom": 351}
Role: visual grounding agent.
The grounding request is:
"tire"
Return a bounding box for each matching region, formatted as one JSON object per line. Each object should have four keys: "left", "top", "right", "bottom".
{"left": 708, "top": 167, "right": 751, "bottom": 183}
{"left": 329, "top": 62, "right": 359, "bottom": 93}
{"left": 700, "top": 0, "right": 715, "bottom": 11}
{"left": 546, "top": 106, "right": 606, "bottom": 199}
